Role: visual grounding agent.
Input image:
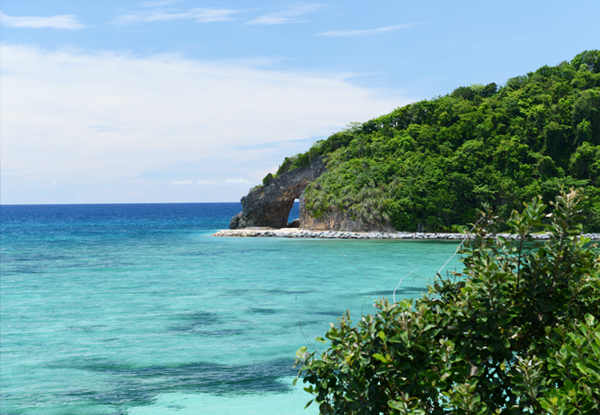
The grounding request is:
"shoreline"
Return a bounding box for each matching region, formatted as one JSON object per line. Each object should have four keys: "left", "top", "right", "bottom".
{"left": 213, "top": 228, "right": 600, "bottom": 240}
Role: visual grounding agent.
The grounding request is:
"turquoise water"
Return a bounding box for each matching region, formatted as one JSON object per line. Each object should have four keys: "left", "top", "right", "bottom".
{"left": 1, "top": 203, "right": 462, "bottom": 415}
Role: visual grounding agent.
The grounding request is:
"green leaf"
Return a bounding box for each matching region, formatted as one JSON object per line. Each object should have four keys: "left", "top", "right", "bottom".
{"left": 296, "top": 346, "right": 308, "bottom": 360}
{"left": 372, "top": 353, "right": 389, "bottom": 364}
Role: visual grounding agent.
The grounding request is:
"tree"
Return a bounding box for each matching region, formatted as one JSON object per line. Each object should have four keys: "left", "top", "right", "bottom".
{"left": 295, "top": 189, "right": 600, "bottom": 414}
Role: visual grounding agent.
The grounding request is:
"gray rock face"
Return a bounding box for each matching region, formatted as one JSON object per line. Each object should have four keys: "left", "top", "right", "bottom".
{"left": 298, "top": 186, "right": 394, "bottom": 232}
{"left": 229, "top": 156, "right": 327, "bottom": 229}
{"left": 299, "top": 204, "right": 394, "bottom": 232}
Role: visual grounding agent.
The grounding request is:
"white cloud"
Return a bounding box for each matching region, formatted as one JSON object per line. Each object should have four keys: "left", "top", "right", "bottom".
{"left": 122, "top": 190, "right": 142, "bottom": 197}
{"left": 0, "top": 11, "right": 85, "bottom": 29}
{"left": 114, "top": 8, "right": 240, "bottom": 24}
{"left": 224, "top": 178, "right": 250, "bottom": 184}
{"left": 246, "top": 4, "right": 322, "bottom": 25}
{"left": 316, "top": 23, "right": 421, "bottom": 37}
{"left": 171, "top": 180, "right": 194, "bottom": 185}
{"left": 197, "top": 179, "right": 251, "bottom": 186}
{"left": 0, "top": 45, "right": 411, "bottom": 203}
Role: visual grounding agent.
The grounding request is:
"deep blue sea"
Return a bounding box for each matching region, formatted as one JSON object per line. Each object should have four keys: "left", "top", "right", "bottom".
{"left": 1, "top": 203, "right": 462, "bottom": 415}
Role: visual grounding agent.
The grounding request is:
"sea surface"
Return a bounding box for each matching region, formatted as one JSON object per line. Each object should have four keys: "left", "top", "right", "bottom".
{"left": 1, "top": 203, "right": 462, "bottom": 415}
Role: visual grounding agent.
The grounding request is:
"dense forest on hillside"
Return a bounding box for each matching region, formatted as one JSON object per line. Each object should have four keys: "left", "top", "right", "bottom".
{"left": 268, "top": 50, "right": 600, "bottom": 232}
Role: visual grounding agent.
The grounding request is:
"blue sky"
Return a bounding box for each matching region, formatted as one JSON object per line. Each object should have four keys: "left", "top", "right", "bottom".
{"left": 1, "top": 0, "right": 598, "bottom": 204}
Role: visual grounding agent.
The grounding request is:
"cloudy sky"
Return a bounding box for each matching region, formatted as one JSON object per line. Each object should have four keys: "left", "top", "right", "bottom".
{"left": 1, "top": 0, "right": 598, "bottom": 204}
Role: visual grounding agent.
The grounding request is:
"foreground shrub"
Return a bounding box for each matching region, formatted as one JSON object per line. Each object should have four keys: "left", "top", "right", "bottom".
{"left": 295, "top": 189, "right": 600, "bottom": 414}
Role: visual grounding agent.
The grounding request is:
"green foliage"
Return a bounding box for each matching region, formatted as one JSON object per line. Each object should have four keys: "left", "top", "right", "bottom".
{"left": 262, "top": 172, "right": 275, "bottom": 186}
{"left": 295, "top": 190, "right": 600, "bottom": 414}
{"left": 273, "top": 50, "right": 600, "bottom": 232}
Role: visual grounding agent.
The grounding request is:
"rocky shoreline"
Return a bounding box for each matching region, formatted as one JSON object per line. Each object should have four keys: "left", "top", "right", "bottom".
{"left": 212, "top": 228, "right": 600, "bottom": 240}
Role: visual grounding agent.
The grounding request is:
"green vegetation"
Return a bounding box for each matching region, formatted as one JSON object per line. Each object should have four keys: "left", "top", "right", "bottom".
{"left": 270, "top": 50, "right": 600, "bottom": 232}
{"left": 295, "top": 190, "right": 600, "bottom": 414}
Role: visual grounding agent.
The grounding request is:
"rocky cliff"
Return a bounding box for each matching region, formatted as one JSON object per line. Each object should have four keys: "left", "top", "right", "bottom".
{"left": 230, "top": 154, "right": 395, "bottom": 232}
{"left": 230, "top": 156, "right": 327, "bottom": 229}
{"left": 299, "top": 200, "right": 394, "bottom": 232}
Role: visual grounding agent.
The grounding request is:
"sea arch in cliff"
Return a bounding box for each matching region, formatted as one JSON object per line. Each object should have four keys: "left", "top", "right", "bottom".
{"left": 229, "top": 156, "right": 327, "bottom": 230}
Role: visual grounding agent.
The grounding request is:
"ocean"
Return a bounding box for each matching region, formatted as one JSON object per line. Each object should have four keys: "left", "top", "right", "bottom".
{"left": 1, "top": 203, "right": 462, "bottom": 415}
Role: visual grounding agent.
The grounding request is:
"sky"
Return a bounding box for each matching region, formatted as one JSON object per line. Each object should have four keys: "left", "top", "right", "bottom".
{"left": 1, "top": 0, "right": 598, "bottom": 204}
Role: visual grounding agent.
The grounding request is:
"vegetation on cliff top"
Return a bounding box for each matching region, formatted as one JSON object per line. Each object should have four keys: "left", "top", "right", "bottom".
{"left": 270, "top": 50, "right": 600, "bottom": 232}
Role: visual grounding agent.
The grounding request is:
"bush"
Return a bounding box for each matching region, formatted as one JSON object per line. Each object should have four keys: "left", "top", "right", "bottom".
{"left": 262, "top": 172, "right": 275, "bottom": 186}
{"left": 295, "top": 189, "right": 600, "bottom": 414}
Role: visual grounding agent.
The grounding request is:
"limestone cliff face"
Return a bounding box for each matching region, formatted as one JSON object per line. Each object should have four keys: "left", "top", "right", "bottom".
{"left": 229, "top": 156, "right": 327, "bottom": 229}
{"left": 299, "top": 193, "right": 394, "bottom": 232}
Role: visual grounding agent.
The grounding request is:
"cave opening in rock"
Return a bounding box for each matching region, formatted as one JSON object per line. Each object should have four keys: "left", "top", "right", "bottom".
{"left": 287, "top": 198, "right": 300, "bottom": 225}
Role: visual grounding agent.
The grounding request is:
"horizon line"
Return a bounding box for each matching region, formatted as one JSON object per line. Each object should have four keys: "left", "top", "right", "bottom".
{"left": 0, "top": 201, "right": 243, "bottom": 206}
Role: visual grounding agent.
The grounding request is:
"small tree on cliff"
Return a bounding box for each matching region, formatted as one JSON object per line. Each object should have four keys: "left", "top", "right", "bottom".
{"left": 295, "top": 189, "right": 600, "bottom": 414}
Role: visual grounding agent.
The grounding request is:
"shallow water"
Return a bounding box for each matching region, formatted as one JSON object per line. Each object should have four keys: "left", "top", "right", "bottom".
{"left": 1, "top": 203, "right": 462, "bottom": 415}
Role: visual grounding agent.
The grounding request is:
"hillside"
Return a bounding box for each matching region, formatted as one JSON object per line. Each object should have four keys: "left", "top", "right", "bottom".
{"left": 267, "top": 50, "right": 600, "bottom": 232}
